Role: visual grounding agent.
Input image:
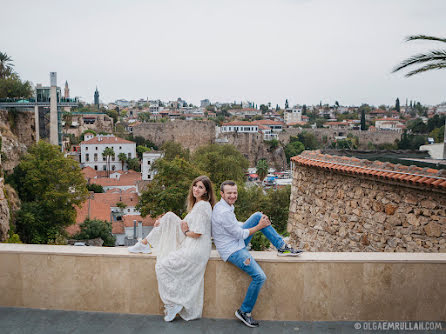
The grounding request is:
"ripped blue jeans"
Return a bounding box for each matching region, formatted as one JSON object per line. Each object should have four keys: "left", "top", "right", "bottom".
{"left": 227, "top": 212, "right": 285, "bottom": 313}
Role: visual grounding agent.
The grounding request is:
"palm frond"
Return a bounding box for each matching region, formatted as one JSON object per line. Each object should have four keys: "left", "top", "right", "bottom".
{"left": 406, "top": 35, "right": 446, "bottom": 43}
{"left": 392, "top": 49, "right": 446, "bottom": 73}
{"left": 405, "top": 62, "right": 446, "bottom": 77}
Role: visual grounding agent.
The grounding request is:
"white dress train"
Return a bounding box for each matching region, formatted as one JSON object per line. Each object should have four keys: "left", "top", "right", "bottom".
{"left": 145, "top": 200, "right": 212, "bottom": 321}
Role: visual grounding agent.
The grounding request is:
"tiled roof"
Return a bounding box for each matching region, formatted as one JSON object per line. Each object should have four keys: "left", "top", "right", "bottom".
{"left": 89, "top": 170, "right": 142, "bottom": 187}
{"left": 291, "top": 151, "right": 446, "bottom": 189}
{"left": 252, "top": 120, "right": 284, "bottom": 126}
{"left": 222, "top": 121, "right": 258, "bottom": 126}
{"left": 81, "top": 135, "right": 135, "bottom": 145}
{"left": 122, "top": 215, "right": 156, "bottom": 227}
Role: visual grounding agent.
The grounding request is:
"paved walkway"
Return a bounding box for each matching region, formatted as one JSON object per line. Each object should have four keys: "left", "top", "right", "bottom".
{"left": 1, "top": 307, "right": 444, "bottom": 333}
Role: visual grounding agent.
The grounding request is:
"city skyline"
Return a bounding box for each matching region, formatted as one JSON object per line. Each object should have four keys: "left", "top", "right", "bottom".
{"left": 1, "top": 0, "right": 445, "bottom": 107}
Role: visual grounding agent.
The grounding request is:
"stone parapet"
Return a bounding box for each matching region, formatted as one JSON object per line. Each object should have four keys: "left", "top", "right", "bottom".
{"left": 1, "top": 244, "right": 445, "bottom": 321}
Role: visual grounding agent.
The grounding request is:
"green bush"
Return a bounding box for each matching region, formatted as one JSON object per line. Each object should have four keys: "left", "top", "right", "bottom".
{"left": 74, "top": 219, "right": 116, "bottom": 247}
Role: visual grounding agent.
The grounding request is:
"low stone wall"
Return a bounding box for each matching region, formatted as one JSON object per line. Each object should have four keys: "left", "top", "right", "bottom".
{"left": 288, "top": 160, "right": 446, "bottom": 253}
{"left": 1, "top": 244, "right": 445, "bottom": 321}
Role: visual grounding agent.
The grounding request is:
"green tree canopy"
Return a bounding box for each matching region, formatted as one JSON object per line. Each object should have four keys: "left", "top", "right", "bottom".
{"left": 161, "top": 141, "right": 190, "bottom": 161}
{"left": 11, "top": 141, "right": 88, "bottom": 243}
{"left": 74, "top": 219, "right": 116, "bottom": 247}
{"left": 0, "top": 73, "right": 33, "bottom": 99}
{"left": 284, "top": 140, "right": 305, "bottom": 162}
{"left": 191, "top": 144, "right": 249, "bottom": 186}
{"left": 256, "top": 159, "right": 268, "bottom": 181}
{"left": 137, "top": 157, "right": 203, "bottom": 217}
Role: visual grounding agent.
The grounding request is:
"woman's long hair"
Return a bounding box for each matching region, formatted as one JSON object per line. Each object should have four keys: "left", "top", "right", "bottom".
{"left": 186, "top": 175, "right": 216, "bottom": 212}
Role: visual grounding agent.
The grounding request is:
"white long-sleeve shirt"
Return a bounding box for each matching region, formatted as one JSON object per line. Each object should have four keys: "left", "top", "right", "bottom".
{"left": 211, "top": 198, "right": 250, "bottom": 261}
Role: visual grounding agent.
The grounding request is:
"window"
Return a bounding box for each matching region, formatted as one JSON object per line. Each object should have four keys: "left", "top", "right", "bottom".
{"left": 112, "top": 155, "right": 115, "bottom": 161}
{"left": 112, "top": 165, "right": 116, "bottom": 171}
{"left": 147, "top": 160, "right": 151, "bottom": 165}
{"left": 94, "top": 153, "right": 98, "bottom": 162}
{"left": 148, "top": 174, "right": 151, "bottom": 179}
{"left": 127, "top": 209, "right": 130, "bottom": 212}
{"left": 85, "top": 147, "right": 88, "bottom": 151}
{"left": 128, "top": 153, "right": 131, "bottom": 159}
{"left": 94, "top": 165, "right": 98, "bottom": 170}
{"left": 103, "top": 165, "right": 106, "bottom": 171}
{"left": 119, "top": 146, "right": 122, "bottom": 150}
{"left": 86, "top": 153, "right": 89, "bottom": 162}
{"left": 103, "top": 156, "right": 106, "bottom": 162}
{"left": 95, "top": 147, "right": 98, "bottom": 150}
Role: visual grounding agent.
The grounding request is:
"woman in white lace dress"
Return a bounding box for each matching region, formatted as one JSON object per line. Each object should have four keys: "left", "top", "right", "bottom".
{"left": 128, "top": 175, "right": 216, "bottom": 322}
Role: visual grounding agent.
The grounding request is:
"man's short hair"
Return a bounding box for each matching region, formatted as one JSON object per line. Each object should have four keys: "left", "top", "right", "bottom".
{"left": 220, "top": 180, "right": 236, "bottom": 192}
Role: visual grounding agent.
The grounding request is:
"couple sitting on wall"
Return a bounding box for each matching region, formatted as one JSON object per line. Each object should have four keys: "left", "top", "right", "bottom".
{"left": 128, "top": 176, "right": 303, "bottom": 328}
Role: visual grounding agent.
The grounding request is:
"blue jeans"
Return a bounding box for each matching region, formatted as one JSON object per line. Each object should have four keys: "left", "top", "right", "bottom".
{"left": 227, "top": 212, "right": 285, "bottom": 313}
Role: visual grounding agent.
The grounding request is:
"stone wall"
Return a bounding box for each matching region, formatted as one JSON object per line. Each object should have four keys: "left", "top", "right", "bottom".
{"left": 64, "top": 114, "right": 114, "bottom": 137}
{"left": 133, "top": 120, "right": 216, "bottom": 152}
{"left": 0, "top": 179, "right": 10, "bottom": 242}
{"left": 280, "top": 128, "right": 401, "bottom": 149}
{"left": 288, "top": 158, "right": 446, "bottom": 253}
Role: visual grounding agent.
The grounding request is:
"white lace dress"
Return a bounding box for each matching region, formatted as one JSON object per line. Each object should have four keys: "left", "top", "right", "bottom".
{"left": 145, "top": 200, "right": 212, "bottom": 320}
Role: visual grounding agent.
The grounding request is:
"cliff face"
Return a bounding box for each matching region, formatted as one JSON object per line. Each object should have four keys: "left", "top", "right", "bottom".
{"left": 222, "top": 132, "right": 287, "bottom": 169}
{"left": 0, "top": 179, "right": 10, "bottom": 242}
{"left": 0, "top": 109, "right": 35, "bottom": 172}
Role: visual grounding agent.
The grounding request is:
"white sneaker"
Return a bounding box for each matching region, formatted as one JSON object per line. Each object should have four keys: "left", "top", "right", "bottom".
{"left": 128, "top": 240, "right": 152, "bottom": 254}
{"left": 164, "top": 304, "right": 182, "bottom": 322}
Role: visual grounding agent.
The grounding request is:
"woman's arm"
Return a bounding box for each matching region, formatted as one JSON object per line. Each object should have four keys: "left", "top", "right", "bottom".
{"left": 181, "top": 221, "right": 202, "bottom": 239}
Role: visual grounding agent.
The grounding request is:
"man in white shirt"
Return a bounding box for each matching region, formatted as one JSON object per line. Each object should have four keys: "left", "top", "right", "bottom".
{"left": 211, "top": 180, "right": 302, "bottom": 328}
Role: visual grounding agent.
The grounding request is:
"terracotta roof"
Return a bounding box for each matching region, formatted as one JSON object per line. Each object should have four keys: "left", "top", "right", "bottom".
{"left": 82, "top": 166, "right": 97, "bottom": 179}
{"left": 89, "top": 170, "right": 141, "bottom": 187}
{"left": 252, "top": 120, "right": 284, "bottom": 126}
{"left": 291, "top": 151, "right": 446, "bottom": 189}
{"left": 81, "top": 135, "right": 135, "bottom": 145}
{"left": 222, "top": 121, "right": 258, "bottom": 126}
{"left": 122, "top": 215, "right": 156, "bottom": 227}
{"left": 375, "top": 118, "right": 401, "bottom": 121}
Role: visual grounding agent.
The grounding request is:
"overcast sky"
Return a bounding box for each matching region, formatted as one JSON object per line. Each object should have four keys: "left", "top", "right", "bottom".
{"left": 1, "top": 0, "right": 445, "bottom": 107}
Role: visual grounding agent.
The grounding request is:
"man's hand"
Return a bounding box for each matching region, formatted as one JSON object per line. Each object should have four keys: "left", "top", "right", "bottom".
{"left": 258, "top": 215, "right": 271, "bottom": 229}
{"left": 181, "top": 221, "right": 189, "bottom": 233}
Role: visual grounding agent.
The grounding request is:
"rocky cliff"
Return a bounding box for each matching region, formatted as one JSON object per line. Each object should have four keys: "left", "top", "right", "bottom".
{"left": 0, "top": 109, "right": 35, "bottom": 172}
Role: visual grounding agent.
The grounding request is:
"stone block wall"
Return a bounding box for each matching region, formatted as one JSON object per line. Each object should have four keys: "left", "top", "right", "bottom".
{"left": 288, "top": 152, "right": 446, "bottom": 252}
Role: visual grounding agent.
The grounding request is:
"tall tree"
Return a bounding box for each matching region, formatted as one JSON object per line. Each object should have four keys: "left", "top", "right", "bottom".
{"left": 0, "top": 52, "right": 14, "bottom": 78}
{"left": 137, "top": 157, "right": 203, "bottom": 217}
{"left": 256, "top": 159, "right": 269, "bottom": 181}
{"left": 11, "top": 141, "right": 88, "bottom": 243}
{"left": 360, "top": 109, "right": 366, "bottom": 130}
{"left": 395, "top": 98, "right": 400, "bottom": 113}
{"left": 285, "top": 99, "right": 289, "bottom": 109}
{"left": 102, "top": 147, "right": 115, "bottom": 177}
{"left": 192, "top": 144, "right": 249, "bottom": 186}
{"left": 392, "top": 35, "right": 446, "bottom": 77}
{"left": 118, "top": 152, "right": 127, "bottom": 170}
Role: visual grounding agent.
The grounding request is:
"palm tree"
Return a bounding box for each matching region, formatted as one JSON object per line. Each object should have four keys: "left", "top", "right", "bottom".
{"left": 0, "top": 52, "right": 14, "bottom": 79}
{"left": 393, "top": 34, "right": 446, "bottom": 159}
{"left": 102, "top": 147, "right": 115, "bottom": 177}
{"left": 392, "top": 35, "right": 446, "bottom": 77}
{"left": 256, "top": 159, "right": 269, "bottom": 181}
{"left": 118, "top": 153, "right": 127, "bottom": 170}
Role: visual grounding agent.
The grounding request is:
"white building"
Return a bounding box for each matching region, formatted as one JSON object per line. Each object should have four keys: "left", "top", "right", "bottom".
{"left": 284, "top": 108, "right": 302, "bottom": 125}
{"left": 80, "top": 134, "right": 136, "bottom": 171}
{"left": 374, "top": 118, "right": 405, "bottom": 132}
{"left": 142, "top": 152, "right": 164, "bottom": 180}
{"left": 221, "top": 121, "right": 259, "bottom": 133}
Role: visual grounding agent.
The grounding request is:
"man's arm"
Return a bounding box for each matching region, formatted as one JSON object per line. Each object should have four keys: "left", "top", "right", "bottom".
{"left": 220, "top": 211, "right": 271, "bottom": 239}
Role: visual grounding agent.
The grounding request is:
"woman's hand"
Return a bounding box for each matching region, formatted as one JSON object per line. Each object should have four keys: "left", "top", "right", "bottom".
{"left": 180, "top": 221, "right": 189, "bottom": 233}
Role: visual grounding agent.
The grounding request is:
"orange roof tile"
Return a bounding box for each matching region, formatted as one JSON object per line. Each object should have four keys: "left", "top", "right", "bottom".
{"left": 81, "top": 135, "right": 135, "bottom": 145}
{"left": 291, "top": 151, "right": 446, "bottom": 190}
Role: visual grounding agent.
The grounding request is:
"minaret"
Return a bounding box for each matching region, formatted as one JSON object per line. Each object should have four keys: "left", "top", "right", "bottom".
{"left": 94, "top": 87, "right": 99, "bottom": 109}
{"left": 64, "top": 81, "right": 70, "bottom": 99}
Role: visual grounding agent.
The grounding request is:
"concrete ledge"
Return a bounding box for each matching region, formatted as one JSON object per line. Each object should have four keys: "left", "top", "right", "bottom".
{"left": 1, "top": 244, "right": 445, "bottom": 321}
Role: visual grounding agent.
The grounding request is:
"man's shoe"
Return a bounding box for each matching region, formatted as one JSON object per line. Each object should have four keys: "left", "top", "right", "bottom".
{"left": 277, "top": 244, "right": 303, "bottom": 256}
{"left": 164, "top": 304, "right": 183, "bottom": 322}
{"left": 128, "top": 240, "right": 152, "bottom": 254}
{"left": 235, "top": 309, "right": 259, "bottom": 328}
